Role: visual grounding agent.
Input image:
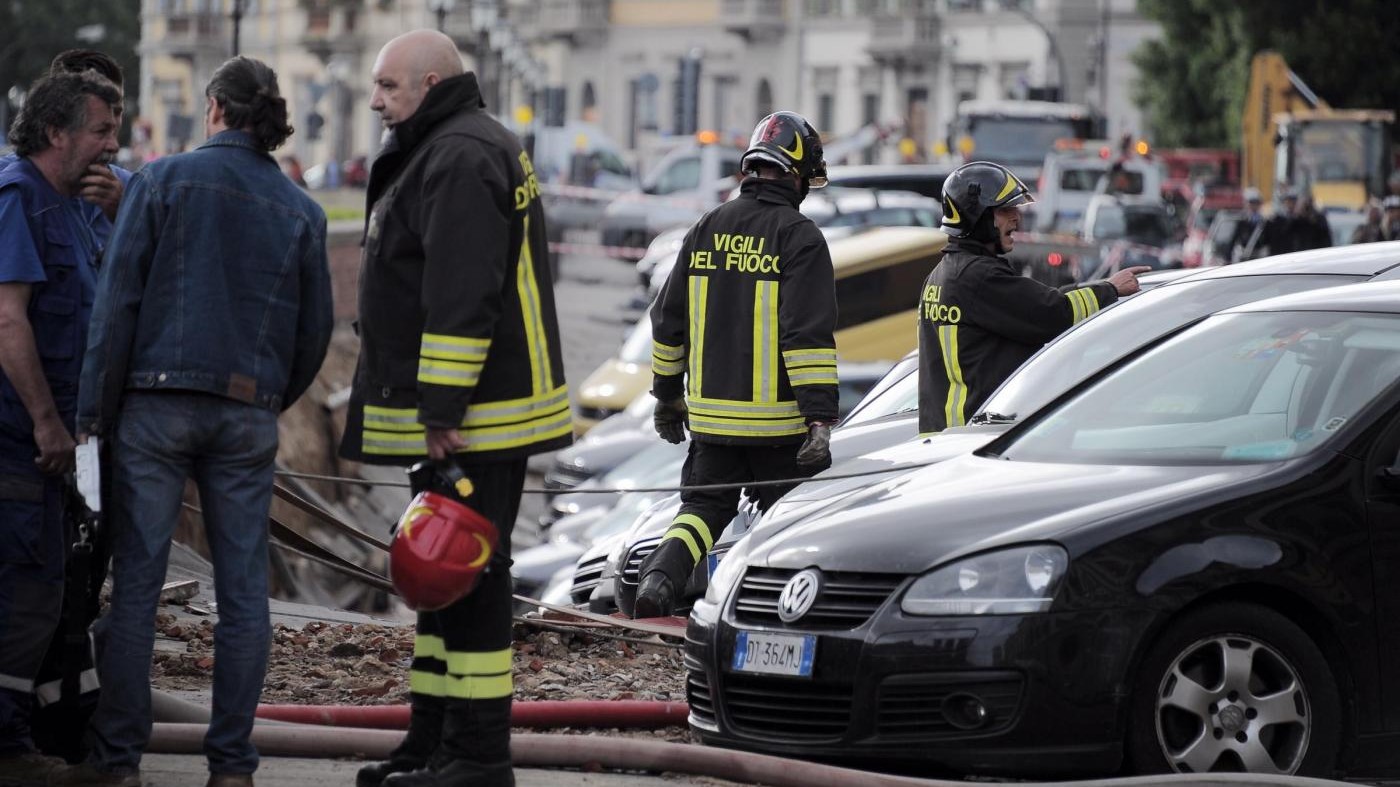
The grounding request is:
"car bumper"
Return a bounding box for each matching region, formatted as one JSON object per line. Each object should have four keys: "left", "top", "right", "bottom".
{"left": 685, "top": 600, "right": 1136, "bottom": 777}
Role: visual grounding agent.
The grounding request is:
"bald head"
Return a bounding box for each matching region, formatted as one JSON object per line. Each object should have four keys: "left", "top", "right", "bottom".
{"left": 370, "top": 29, "right": 464, "bottom": 128}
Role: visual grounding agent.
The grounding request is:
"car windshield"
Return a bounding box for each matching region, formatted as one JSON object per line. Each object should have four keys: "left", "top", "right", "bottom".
{"left": 1089, "top": 204, "right": 1173, "bottom": 245}
{"left": 997, "top": 311, "right": 1400, "bottom": 465}
{"left": 842, "top": 355, "right": 919, "bottom": 426}
{"left": 982, "top": 274, "right": 1366, "bottom": 420}
{"left": 617, "top": 321, "right": 652, "bottom": 364}
{"left": 966, "top": 118, "right": 1079, "bottom": 166}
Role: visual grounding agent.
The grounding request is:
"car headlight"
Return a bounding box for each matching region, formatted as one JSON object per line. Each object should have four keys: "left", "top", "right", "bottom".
{"left": 702, "top": 533, "right": 754, "bottom": 605}
{"left": 900, "top": 545, "right": 1068, "bottom": 616}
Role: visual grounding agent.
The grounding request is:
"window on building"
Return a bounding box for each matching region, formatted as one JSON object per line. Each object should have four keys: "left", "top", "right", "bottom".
{"left": 818, "top": 94, "right": 834, "bottom": 135}
{"left": 756, "top": 78, "right": 773, "bottom": 119}
{"left": 999, "top": 61, "right": 1030, "bottom": 100}
{"left": 947, "top": 0, "right": 982, "bottom": 11}
{"left": 861, "top": 92, "right": 879, "bottom": 163}
{"left": 805, "top": 0, "right": 841, "bottom": 15}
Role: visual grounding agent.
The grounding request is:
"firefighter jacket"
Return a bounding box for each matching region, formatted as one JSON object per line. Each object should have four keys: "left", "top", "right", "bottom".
{"left": 340, "top": 73, "right": 571, "bottom": 464}
{"left": 651, "top": 177, "right": 838, "bottom": 446}
{"left": 917, "top": 238, "right": 1119, "bottom": 433}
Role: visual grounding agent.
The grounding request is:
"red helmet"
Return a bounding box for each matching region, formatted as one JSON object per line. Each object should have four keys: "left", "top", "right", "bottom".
{"left": 390, "top": 490, "right": 499, "bottom": 611}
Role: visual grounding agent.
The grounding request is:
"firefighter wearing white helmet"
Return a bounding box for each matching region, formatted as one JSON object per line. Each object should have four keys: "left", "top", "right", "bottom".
{"left": 634, "top": 110, "right": 839, "bottom": 619}
{"left": 917, "top": 160, "right": 1149, "bottom": 434}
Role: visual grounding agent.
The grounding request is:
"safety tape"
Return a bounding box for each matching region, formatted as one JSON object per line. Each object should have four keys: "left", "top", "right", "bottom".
{"left": 275, "top": 459, "right": 941, "bottom": 495}
{"left": 547, "top": 241, "right": 649, "bottom": 260}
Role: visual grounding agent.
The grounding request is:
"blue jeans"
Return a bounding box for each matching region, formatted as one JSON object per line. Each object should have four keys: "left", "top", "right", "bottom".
{"left": 88, "top": 392, "right": 278, "bottom": 774}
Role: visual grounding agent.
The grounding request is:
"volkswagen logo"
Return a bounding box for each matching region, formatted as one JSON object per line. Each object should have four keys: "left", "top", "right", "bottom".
{"left": 778, "top": 568, "right": 823, "bottom": 623}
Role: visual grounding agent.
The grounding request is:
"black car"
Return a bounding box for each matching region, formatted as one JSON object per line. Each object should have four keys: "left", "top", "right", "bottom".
{"left": 687, "top": 279, "right": 1400, "bottom": 779}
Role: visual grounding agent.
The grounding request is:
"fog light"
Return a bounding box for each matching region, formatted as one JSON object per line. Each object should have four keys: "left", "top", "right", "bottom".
{"left": 942, "top": 693, "right": 990, "bottom": 730}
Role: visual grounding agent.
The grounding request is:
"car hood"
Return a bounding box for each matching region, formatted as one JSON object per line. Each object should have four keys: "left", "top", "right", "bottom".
{"left": 751, "top": 453, "right": 1280, "bottom": 575}
{"left": 760, "top": 423, "right": 1005, "bottom": 531}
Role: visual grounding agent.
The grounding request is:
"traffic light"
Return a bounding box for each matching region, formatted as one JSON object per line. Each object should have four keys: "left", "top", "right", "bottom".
{"left": 306, "top": 111, "right": 325, "bottom": 141}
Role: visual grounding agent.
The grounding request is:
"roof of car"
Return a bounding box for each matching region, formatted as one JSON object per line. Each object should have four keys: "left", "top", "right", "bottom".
{"left": 803, "top": 187, "right": 939, "bottom": 212}
{"left": 1228, "top": 279, "right": 1400, "bottom": 314}
{"left": 1175, "top": 241, "right": 1400, "bottom": 280}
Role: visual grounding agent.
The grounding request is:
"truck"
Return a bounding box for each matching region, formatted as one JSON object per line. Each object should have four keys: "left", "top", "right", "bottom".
{"left": 946, "top": 99, "right": 1098, "bottom": 184}
{"left": 1242, "top": 51, "right": 1395, "bottom": 211}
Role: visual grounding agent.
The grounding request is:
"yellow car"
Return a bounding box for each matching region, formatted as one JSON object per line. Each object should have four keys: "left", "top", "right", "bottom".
{"left": 573, "top": 225, "right": 949, "bottom": 432}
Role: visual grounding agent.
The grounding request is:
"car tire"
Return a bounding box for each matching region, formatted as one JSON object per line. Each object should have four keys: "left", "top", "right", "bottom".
{"left": 1127, "top": 602, "right": 1340, "bottom": 778}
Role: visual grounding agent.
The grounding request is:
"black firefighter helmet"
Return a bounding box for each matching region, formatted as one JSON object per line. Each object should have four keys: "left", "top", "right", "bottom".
{"left": 741, "top": 111, "right": 828, "bottom": 187}
{"left": 940, "top": 160, "right": 1034, "bottom": 240}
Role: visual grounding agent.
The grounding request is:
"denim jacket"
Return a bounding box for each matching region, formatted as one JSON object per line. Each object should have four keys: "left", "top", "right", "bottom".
{"left": 78, "top": 130, "right": 333, "bottom": 434}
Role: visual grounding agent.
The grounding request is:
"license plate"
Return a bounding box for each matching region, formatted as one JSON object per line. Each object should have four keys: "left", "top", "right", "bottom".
{"left": 706, "top": 551, "right": 721, "bottom": 578}
{"left": 731, "top": 630, "right": 816, "bottom": 677}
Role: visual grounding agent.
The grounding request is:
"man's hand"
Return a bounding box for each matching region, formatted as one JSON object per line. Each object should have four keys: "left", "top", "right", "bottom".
{"left": 653, "top": 397, "right": 688, "bottom": 444}
{"left": 425, "top": 426, "right": 466, "bottom": 460}
{"left": 1108, "top": 265, "right": 1153, "bottom": 296}
{"left": 34, "top": 415, "right": 76, "bottom": 475}
{"left": 795, "top": 422, "right": 833, "bottom": 468}
{"left": 79, "top": 164, "right": 123, "bottom": 223}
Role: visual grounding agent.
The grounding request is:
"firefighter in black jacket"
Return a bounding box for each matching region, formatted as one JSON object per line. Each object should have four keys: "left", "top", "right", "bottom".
{"left": 634, "top": 111, "right": 839, "bottom": 618}
{"left": 919, "top": 161, "right": 1147, "bottom": 434}
{"left": 343, "top": 30, "right": 570, "bottom": 787}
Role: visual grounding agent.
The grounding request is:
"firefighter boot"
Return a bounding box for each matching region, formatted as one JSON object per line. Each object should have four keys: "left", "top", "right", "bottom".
{"left": 0, "top": 751, "right": 65, "bottom": 786}
{"left": 383, "top": 698, "right": 514, "bottom": 787}
{"left": 356, "top": 693, "right": 445, "bottom": 787}
{"left": 633, "top": 571, "right": 677, "bottom": 619}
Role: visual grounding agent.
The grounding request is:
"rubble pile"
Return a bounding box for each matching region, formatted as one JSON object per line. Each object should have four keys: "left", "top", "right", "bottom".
{"left": 151, "top": 614, "right": 688, "bottom": 718}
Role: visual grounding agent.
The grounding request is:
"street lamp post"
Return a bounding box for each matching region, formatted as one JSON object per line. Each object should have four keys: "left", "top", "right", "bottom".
{"left": 231, "top": 0, "right": 245, "bottom": 56}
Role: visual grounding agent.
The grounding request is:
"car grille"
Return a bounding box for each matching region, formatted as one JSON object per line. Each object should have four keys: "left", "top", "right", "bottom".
{"left": 733, "top": 567, "right": 904, "bottom": 629}
{"left": 721, "top": 673, "right": 853, "bottom": 741}
{"left": 875, "top": 673, "right": 1023, "bottom": 739}
{"left": 620, "top": 537, "right": 661, "bottom": 586}
{"left": 683, "top": 654, "right": 717, "bottom": 728}
{"left": 569, "top": 554, "right": 608, "bottom": 605}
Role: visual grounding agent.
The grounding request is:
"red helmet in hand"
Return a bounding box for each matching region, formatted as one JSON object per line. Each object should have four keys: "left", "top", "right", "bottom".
{"left": 390, "top": 490, "right": 498, "bottom": 611}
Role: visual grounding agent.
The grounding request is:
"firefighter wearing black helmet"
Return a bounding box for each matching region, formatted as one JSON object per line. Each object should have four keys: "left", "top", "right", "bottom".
{"left": 918, "top": 161, "right": 1148, "bottom": 434}
{"left": 633, "top": 110, "right": 839, "bottom": 619}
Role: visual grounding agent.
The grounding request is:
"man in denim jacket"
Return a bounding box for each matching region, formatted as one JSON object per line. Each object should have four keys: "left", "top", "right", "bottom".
{"left": 56, "top": 57, "right": 333, "bottom": 787}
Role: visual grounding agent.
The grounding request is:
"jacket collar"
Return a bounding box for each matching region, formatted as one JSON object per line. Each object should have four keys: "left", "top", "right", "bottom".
{"left": 198, "top": 129, "right": 274, "bottom": 161}
{"left": 390, "top": 73, "right": 486, "bottom": 154}
{"left": 741, "top": 176, "right": 803, "bottom": 209}
{"left": 948, "top": 237, "right": 1000, "bottom": 257}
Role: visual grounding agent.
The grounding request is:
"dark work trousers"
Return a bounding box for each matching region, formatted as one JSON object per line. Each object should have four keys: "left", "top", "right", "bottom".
{"left": 408, "top": 457, "right": 524, "bottom": 772}
{"left": 0, "top": 426, "right": 66, "bottom": 758}
{"left": 641, "top": 441, "right": 823, "bottom": 590}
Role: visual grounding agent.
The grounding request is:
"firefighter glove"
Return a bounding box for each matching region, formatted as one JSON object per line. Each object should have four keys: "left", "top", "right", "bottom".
{"left": 654, "top": 397, "right": 689, "bottom": 444}
{"left": 795, "top": 422, "right": 834, "bottom": 468}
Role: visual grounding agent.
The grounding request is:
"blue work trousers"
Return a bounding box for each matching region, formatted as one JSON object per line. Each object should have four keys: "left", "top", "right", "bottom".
{"left": 87, "top": 392, "right": 278, "bottom": 775}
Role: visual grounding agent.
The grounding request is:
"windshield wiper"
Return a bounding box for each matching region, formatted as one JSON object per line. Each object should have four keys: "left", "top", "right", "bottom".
{"left": 969, "top": 411, "right": 1017, "bottom": 425}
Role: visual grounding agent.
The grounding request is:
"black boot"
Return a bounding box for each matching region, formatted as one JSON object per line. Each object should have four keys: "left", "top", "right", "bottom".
{"left": 634, "top": 570, "right": 677, "bottom": 619}
{"left": 383, "top": 698, "right": 514, "bottom": 787}
{"left": 357, "top": 693, "right": 445, "bottom": 787}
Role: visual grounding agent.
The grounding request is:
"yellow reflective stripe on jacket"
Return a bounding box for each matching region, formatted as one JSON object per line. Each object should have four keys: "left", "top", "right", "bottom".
{"left": 418, "top": 358, "right": 483, "bottom": 387}
{"left": 1067, "top": 286, "right": 1100, "bottom": 325}
{"left": 686, "top": 397, "right": 800, "bottom": 418}
{"left": 687, "top": 276, "right": 708, "bottom": 397}
{"left": 410, "top": 639, "right": 512, "bottom": 699}
{"left": 516, "top": 214, "right": 553, "bottom": 395}
{"left": 410, "top": 670, "right": 446, "bottom": 697}
{"left": 751, "top": 280, "right": 779, "bottom": 403}
{"left": 361, "top": 385, "right": 572, "bottom": 455}
{"left": 1066, "top": 289, "right": 1085, "bottom": 323}
{"left": 653, "top": 339, "right": 686, "bottom": 376}
{"left": 782, "top": 348, "right": 837, "bottom": 365}
{"left": 787, "top": 369, "right": 839, "bottom": 386}
{"left": 939, "top": 324, "right": 968, "bottom": 428}
{"left": 420, "top": 333, "right": 490, "bottom": 362}
{"left": 689, "top": 415, "right": 807, "bottom": 438}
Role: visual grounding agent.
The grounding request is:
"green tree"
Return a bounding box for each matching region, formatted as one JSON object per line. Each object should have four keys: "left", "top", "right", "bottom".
{"left": 1133, "top": 0, "right": 1400, "bottom": 148}
{"left": 0, "top": 0, "right": 142, "bottom": 143}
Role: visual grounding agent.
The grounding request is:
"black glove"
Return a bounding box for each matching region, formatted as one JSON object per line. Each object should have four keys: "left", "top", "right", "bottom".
{"left": 653, "top": 397, "right": 689, "bottom": 444}
{"left": 795, "top": 422, "right": 833, "bottom": 468}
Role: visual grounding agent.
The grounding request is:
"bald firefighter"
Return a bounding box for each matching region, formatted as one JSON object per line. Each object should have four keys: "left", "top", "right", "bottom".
{"left": 634, "top": 111, "right": 839, "bottom": 618}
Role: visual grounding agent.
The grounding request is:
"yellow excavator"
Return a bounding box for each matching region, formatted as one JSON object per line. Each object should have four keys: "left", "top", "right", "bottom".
{"left": 1242, "top": 51, "right": 1394, "bottom": 210}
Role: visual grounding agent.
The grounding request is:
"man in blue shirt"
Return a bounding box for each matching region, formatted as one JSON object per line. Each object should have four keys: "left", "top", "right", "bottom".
{"left": 1, "top": 50, "right": 132, "bottom": 246}
{"left": 0, "top": 69, "right": 120, "bottom": 785}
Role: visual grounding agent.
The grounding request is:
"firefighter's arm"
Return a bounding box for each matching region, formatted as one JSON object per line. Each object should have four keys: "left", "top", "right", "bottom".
{"left": 649, "top": 225, "right": 698, "bottom": 403}
{"left": 79, "top": 170, "right": 160, "bottom": 438}
{"left": 0, "top": 284, "right": 72, "bottom": 474}
{"left": 973, "top": 264, "right": 1118, "bottom": 346}
{"left": 416, "top": 143, "right": 513, "bottom": 429}
{"left": 778, "top": 228, "right": 839, "bottom": 423}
